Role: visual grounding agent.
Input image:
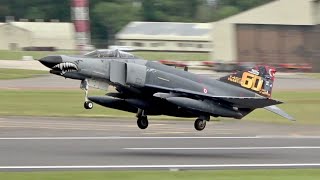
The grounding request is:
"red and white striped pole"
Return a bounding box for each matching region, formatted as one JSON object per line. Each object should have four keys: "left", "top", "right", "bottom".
{"left": 71, "top": 0, "right": 91, "bottom": 53}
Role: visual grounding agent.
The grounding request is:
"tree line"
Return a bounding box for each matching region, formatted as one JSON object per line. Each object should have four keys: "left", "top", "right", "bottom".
{"left": 0, "top": 0, "right": 272, "bottom": 47}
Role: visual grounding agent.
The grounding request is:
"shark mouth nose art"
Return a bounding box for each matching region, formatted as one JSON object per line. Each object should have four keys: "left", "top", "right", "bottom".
{"left": 52, "top": 62, "right": 78, "bottom": 75}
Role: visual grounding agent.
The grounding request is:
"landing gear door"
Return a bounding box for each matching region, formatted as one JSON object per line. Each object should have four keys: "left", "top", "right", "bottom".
{"left": 110, "top": 60, "right": 126, "bottom": 85}
{"left": 88, "top": 79, "right": 109, "bottom": 91}
{"left": 104, "top": 60, "right": 110, "bottom": 80}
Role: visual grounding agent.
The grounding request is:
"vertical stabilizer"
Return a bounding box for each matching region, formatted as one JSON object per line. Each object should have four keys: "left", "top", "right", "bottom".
{"left": 219, "top": 66, "right": 276, "bottom": 97}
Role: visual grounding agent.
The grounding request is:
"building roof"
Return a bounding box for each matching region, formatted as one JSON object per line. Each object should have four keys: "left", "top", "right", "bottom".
{"left": 9, "top": 21, "right": 75, "bottom": 39}
{"left": 116, "top": 21, "right": 211, "bottom": 41}
{"left": 216, "top": 0, "right": 316, "bottom": 25}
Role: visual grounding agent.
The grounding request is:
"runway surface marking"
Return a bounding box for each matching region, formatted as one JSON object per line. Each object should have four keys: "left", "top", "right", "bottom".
{"left": 1, "top": 136, "right": 320, "bottom": 140}
{"left": 125, "top": 146, "right": 320, "bottom": 150}
{"left": 1, "top": 164, "right": 320, "bottom": 170}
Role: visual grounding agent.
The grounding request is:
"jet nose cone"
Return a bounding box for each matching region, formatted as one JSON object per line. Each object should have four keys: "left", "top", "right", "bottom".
{"left": 39, "top": 55, "right": 63, "bottom": 68}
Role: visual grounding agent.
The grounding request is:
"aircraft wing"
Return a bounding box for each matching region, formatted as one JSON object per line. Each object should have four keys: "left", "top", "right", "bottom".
{"left": 171, "top": 88, "right": 282, "bottom": 108}
{"left": 148, "top": 84, "right": 282, "bottom": 108}
{"left": 148, "top": 85, "right": 293, "bottom": 120}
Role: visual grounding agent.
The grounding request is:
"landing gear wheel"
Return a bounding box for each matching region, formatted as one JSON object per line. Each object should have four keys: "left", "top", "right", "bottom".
{"left": 137, "top": 116, "right": 148, "bottom": 129}
{"left": 84, "top": 101, "right": 93, "bottom": 109}
{"left": 194, "top": 119, "right": 206, "bottom": 131}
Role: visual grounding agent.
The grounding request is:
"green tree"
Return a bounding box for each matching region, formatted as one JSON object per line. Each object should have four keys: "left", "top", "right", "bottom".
{"left": 92, "top": 1, "right": 141, "bottom": 43}
{"left": 211, "top": 5, "right": 241, "bottom": 21}
{"left": 25, "top": 7, "right": 45, "bottom": 19}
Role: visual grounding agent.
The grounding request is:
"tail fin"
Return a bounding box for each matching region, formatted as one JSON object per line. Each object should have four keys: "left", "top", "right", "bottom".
{"left": 219, "top": 66, "right": 276, "bottom": 98}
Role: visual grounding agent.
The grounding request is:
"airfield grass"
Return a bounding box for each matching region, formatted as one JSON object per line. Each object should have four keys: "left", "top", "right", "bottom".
{"left": 132, "top": 51, "right": 210, "bottom": 61}
{"left": 0, "top": 68, "right": 47, "bottom": 80}
{"left": 0, "top": 169, "right": 320, "bottom": 180}
{"left": 301, "top": 73, "right": 320, "bottom": 79}
{"left": 0, "top": 50, "right": 76, "bottom": 60}
{"left": 0, "top": 89, "right": 318, "bottom": 124}
{"left": 0, "top": 89, "right": 132, "bottom": 118}
{"left": 244, "top": 90, "right": 320, "bottom": 124}
{"left": 0, "top": 50, "right": 209, "bottom": 61}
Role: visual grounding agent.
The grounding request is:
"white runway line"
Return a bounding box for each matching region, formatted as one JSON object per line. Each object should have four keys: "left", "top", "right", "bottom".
{"left": 1, "top": 163, "right": 320, "bottom": 169}
{"left": 125, "top": 146, "right": 320, "bottom": 150}
{"left": 1, "top": 136, "right": 320, "bottom": 140}
{"left": 0, "top": 136, "right": 258, "bottom": 140}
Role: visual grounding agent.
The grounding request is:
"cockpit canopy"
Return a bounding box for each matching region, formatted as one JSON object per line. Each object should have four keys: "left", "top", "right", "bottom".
{"left": 84, "top": 49, "right": 137, "bottom": 59}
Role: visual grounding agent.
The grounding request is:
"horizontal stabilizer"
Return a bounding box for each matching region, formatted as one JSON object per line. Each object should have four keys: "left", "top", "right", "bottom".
{"left": 264, "top": 105, "right": 295, "bottom": 121}
{"left": 218, "top": 97, "right": 282, "bottom": 108}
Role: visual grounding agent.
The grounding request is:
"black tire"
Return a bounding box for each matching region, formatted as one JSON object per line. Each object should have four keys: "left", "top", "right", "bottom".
{"left": 84, "top": 101, "right": 93, "bottom": 109}
{"left": 137, "top": 116, "right": 148, "bottom": 129}
{"left": 194, "top": 119, "right": 206, "bottom": 131}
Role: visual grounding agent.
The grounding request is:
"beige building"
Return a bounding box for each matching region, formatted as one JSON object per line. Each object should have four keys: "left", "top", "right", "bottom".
{"left": 115, "top": 21, "right": 212, "bottom": 52}
{"left": 0, "top": 21, "right": 76, "bottom": 50}
{"left": 212, "top": 0, "right": 320, "bottom": 68}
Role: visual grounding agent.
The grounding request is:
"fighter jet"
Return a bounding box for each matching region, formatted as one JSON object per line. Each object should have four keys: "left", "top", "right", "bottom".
{"left": 39, "top": 49, "right": 294, "bottom": 131}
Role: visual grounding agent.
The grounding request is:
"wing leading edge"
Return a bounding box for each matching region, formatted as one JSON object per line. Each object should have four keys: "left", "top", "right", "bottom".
{"left": 150, "top": 85, "right": 283, "bottom": 108}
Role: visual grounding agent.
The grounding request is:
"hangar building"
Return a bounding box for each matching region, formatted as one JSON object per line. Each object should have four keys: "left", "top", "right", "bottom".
{"left": 212, "top": 0, "right": 320, "bottom": 71}
{"left": 0, "top": 21, "right": 76, "bottom": 50}
{"left": 115, "top": 21, "right": 212, "bottom": 52}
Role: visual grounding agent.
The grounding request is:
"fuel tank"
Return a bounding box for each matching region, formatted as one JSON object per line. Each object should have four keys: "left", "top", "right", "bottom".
{"left": 88, "top": 96, "right": 137, "bottom": 113}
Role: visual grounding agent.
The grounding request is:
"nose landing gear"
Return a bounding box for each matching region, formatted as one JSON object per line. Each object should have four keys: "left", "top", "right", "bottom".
{"left": 84, "top": 101, "right": 93, "bottom": 109}
{"left": 81, "top": 79, "right": 93, "bottom": 109}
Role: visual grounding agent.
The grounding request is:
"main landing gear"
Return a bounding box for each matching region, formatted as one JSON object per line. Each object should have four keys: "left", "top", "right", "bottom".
{"left": 194, "top": 116, "right": 209, "bottom": 131}
{"left": 136, "top": 109, "right": 148, "bottom": 129}
{"left": 81, "top": 79, "right": 93, "bottom": 109}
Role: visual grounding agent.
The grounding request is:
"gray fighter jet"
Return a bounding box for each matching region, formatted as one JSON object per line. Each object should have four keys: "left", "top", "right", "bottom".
{"left": 39, "top": 49, "right": 294, "bottom": 131}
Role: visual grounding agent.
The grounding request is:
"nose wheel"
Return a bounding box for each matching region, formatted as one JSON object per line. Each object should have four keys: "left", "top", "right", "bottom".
{"left": 84, "top": 101, "right": 93, "bottom": 109}
{"left": 81, "top": 79, "right": 93, "bottom": 110}
{"left": 194, "top": 118, "right": 206, "bottom": 131}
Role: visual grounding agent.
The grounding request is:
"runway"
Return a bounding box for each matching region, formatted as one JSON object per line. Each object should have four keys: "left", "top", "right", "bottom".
{"left": 0, "top": 116, "right": 320, "bottom": 171}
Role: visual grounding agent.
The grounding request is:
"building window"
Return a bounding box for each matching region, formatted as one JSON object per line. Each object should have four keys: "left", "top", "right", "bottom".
{"left": 197, "top": 44, "right": 203, "bottom": 48}
{"left": 205, "top": 44, "right": 213, "bottom": 48}
{"left": 133, "top": 42, "right": 144, "bottom": 47}
{"left": 151, "top": 42, "right": 164, "bottom": 47}
{"left": 178, "top": 43, "right": 194, "bottom": 47}
{"left": 118, "top": 41, "right": 126, "bottom": 46}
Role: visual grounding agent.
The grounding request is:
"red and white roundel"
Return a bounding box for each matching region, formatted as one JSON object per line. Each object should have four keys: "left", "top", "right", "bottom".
{"left": 203, "top": 88, "right": 208, "bottom": 94}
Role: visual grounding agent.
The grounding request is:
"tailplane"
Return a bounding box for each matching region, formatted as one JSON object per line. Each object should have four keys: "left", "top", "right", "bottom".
{"left": 219, "top": 65, "right": 276, "bottom": 98}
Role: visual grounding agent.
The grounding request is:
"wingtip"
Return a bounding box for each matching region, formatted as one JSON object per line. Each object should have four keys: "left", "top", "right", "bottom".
{"left": 288, "top": 116, "right": 296, "bottom": 121}
{"left": 264, "top": 105, "right": 295, "bottom": 122}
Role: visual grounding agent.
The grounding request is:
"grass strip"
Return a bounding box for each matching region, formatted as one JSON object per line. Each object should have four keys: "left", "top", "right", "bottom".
{"left": 0, "top": 169, "right": 320, "bottom": 180}
{"left": 0, "top": 68, "right": 47, "bottom": 80}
